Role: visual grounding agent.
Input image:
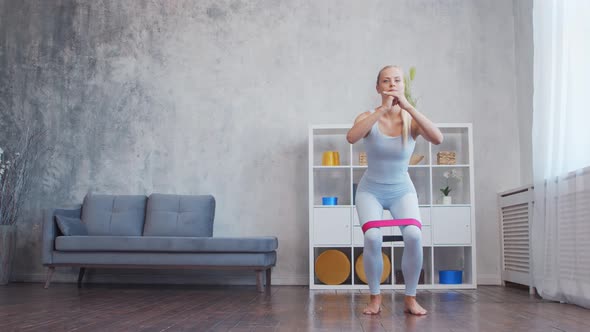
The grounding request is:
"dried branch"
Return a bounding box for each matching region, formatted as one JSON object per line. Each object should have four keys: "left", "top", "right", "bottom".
{"left": 0, "top": 127, "right": 52, "bottom": 226}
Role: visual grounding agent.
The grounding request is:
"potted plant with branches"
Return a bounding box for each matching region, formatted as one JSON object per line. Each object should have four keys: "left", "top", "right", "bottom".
{"left": 1, "top": 128, "right": 49, "bottom": 285}
{"left": 440, "top": 169, "right": 462, "bottom": 205}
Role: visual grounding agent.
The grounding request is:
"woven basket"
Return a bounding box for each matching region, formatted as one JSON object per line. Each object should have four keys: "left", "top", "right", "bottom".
{"left": 359, "top": 152, "right": 368, "bottom": 166}
{"left": 437, "top": 151, "right": 456, "bottom": 165}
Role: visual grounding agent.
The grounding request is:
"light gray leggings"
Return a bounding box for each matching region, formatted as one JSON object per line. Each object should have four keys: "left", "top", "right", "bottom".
{"left": 356, "top": 189, "right": 423, "bottom": 296}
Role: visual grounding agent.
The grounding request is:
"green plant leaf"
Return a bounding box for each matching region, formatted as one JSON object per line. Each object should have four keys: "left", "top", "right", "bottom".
{"left": 440, "top": 186, "right": 451, "bottom": 196}
{"left": 404, "top": 66, "right": 418, "bottom": 108}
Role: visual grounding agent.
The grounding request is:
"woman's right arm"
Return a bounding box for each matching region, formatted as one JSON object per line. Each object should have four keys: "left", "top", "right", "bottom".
{"left": 346, "top": 107, "right": 387, "bottom": 144}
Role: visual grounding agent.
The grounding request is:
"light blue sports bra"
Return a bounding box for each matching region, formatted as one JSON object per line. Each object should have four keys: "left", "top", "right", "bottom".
{"left": 363, "top": 110, "right": 416, "bottom": 184}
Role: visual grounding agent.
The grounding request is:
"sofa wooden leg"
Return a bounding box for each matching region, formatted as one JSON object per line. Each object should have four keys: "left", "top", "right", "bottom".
{"left": 256, "top": 270, "right": 264, "bottom": 292}
{"left": 77, "top": 268, "right": 86, "bottom": 288}
{"left": 265, "top": 268, "right": 272, "bottom": 290}
{"left": 44, "top": 267, "right": 55, "bottom": 289}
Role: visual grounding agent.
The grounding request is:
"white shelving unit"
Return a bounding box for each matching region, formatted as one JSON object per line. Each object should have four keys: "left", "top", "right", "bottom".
{"left": 308, "top": 124, "right": 476, "bottom": 290}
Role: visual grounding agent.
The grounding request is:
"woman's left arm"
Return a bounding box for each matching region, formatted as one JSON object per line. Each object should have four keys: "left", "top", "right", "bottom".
{"left": 406, "top": 106, "right": 443, "bottom": 145}
{"left": 384, "top": 91, "right": 443, "bottom": 145}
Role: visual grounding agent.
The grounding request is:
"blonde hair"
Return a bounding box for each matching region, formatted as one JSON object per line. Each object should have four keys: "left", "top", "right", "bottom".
{"left": 377, "top": 65, "right": 412, "bottom": 145}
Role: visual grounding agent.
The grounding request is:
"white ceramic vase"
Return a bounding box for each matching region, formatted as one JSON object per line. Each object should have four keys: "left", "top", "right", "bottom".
{"left": 442, "top": 196, "right": 452, "bottom": 205}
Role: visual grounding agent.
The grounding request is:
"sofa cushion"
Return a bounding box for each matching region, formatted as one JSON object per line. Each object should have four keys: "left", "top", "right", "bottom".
{"left": 55, "top": 236, "right": 278, "bottom": 253}
{"left": 143, "top": 194, "right": 215, "bottom": 237}
{"left": 81, "top": 194, "right": 147, "bottom": 236}
{"left": 55, "top": 215, "right": 88, "bottom": 236}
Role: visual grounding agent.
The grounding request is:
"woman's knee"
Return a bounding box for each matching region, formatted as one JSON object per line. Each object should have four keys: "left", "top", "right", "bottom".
{"left": 364, "top": 229, "right": 382, "bottom": 249}
{"left": 403, "top": 226, "right": 422, "bottom": 246}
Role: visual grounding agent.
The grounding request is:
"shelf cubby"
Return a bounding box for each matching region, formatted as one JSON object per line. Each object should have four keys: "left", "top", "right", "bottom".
{"left": 309, "top": 124, "right": 475, "bottom": 290}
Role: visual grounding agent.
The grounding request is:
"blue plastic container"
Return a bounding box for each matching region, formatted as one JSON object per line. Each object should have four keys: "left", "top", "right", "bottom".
{"left": 322, "top": 197, "right": 338, "bottom": 205}
{"left": 439, "top": 270, "right": 462, "bottom": 284}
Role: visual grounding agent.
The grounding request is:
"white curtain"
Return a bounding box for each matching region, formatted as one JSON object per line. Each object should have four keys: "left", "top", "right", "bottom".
{"left": 532, "top": 0, "right": 590, "bottom": 308}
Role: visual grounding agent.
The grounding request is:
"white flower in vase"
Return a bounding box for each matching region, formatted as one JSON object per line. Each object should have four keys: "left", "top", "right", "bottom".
{"left": 440, "top": 169, "right": 463, "bottom": 204}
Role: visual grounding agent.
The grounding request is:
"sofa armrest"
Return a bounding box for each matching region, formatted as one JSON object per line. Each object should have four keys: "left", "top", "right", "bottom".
{"left": 42, "top": 205, "right": 81, "bottom": 265}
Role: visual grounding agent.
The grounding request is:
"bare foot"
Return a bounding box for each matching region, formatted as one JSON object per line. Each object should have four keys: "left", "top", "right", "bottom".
{"left": 363, "top": 294, "right": 382, "bottom": 315}
{"left": 404, "top": 296, "right": 427, "bottom": 315}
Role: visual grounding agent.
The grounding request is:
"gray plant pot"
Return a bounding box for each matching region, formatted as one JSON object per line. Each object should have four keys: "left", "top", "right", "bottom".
{"left": 0, "top": 224, "right": 16, "bottom": 285}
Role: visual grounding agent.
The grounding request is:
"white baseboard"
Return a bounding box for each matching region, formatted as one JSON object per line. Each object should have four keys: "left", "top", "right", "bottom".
{"left": 12, "top": 271, "right": 309, "bottom": 286}
{"left": 478, "top": 274, "right": 502, "bottom": 285}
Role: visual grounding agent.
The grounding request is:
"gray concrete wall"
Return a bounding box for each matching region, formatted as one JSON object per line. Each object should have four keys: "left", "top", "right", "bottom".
{"left": 513, "top": 0, "right": 534, "bottom": 186}
{"left": 0, "top": 0, "right": 529, "bottom": 286}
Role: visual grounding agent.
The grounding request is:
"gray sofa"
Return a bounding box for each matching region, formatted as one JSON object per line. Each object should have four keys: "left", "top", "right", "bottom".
{"left": 42, "top": 193, "right": 278, "bottom": 291}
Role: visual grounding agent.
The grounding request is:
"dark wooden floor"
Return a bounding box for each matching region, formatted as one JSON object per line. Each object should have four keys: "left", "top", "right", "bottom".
{"left": 0, "top": 283, "right": 588, "bottom": 332}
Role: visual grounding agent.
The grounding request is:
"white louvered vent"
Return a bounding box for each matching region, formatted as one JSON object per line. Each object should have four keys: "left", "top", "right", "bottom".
{"left": 502, "top": 203, "right": 529, "bottom": 273}
{"left": 498, "top": 186, "right": 534, "bottom": 290}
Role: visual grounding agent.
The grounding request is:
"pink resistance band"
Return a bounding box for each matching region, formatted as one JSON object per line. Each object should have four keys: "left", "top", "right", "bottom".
{"left": 361, "top": 218, "right": 422, "bottom": 234}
